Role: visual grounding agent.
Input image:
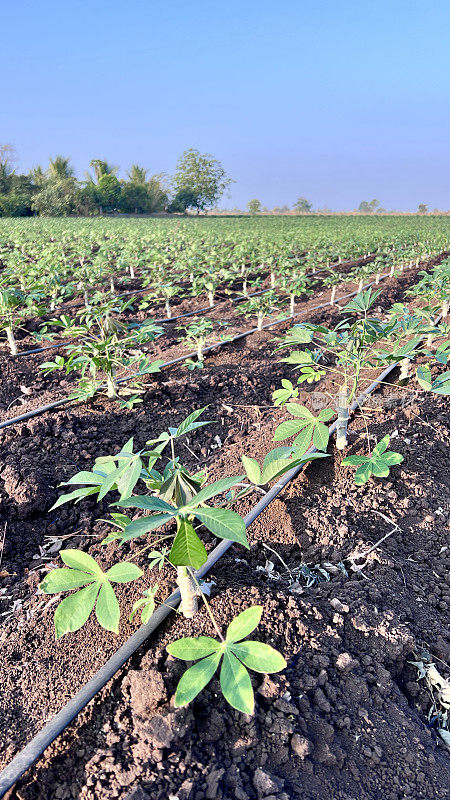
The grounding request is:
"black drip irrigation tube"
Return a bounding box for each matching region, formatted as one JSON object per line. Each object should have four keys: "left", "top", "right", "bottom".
{"left": 0, "top": 331, "right": 419, "bottom": 798}
{"left": 10, "top": 252, "right": 377, "bottom": 358}
{"left": 0, "top": 276, "right": 391, "bottom": 431}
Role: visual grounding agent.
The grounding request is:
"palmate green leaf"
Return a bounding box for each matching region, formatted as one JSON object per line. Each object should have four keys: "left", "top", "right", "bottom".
{"left": 169, "top": 519, "right": 208, "bottom": 569}
{"left": 370, "top": 458, "right": 391, "bottom": 478}
{"left": 312, "top": 422, "right": 330, "bottom": 451}
{"left": 383, "top": 451, "right": 404, "bottom": 466}
{"left": 193, "top": 507, "right": 249, "bottom": 548}
{"left": 54, "top": 582, "right": 100, "bottom": 640}
{"left": 230, "top": 641, "right": 287, "bottom": 673}
{"left": 173, "top": 652, "right": 222, "bottom": 707}
{"left": 226, "top": 606, "right": 262, "bottom": 642}
{"left": 220, "top": 651, "right": 254, "bottom": 714}
{"left": 95, "top": 581, "right": 120, "bottom": 633}
{"left": 167, "top": 636, "right": 221, "bottom": 660}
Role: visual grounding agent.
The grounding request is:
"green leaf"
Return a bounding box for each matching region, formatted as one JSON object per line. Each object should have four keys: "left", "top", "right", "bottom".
{"left": 190, "top": 475, "right": 244, "bottom": 505}
{"left": 372, "top": 435, "right": 389, "bottom": 457}
{"left": 273, "top": 419, "right": 305, "bottom": 441}
{"left": 312, "top": 422, "right": 329, "bottom": 451}
{"left": 342, "top": 455, "right": 368, "bottom": 466}
{"left": 370, "top": 458, "right": 391, "bottom": 478}
{"left": 285, "top": 403, "right": 313, "bottom": 418}
{"left": 193, "top": 507, "right": 248, "bottom": 548}
{"left": 220, "top": 650, "right": 254, "bottom": 714}
{"left": 383, "top": 451, "right": 404, "bottom": 466}
{"left": 63, "top": 470, "right": 106, "bottom": 486}
{"left": 49, "top": 486, "right": 99, "bottom": 510}
{"left": 40, "top": 568, "right": 95, "bottom": 594}
{"left": 241, "top": 455, "right": 261, "bottom": 485}
{"left": 431, "top": 371, "right": 450, "bottom": 395}
{"left": 167, "top": 636, "right": 222, "bottom": 660}
{"left": 105, "top": 562, "right": 143, "bottom": 583}
{"left": 60, "top": 549, "right": 103, "bottom": 575}
{"left": 169, "top": 519, "right": 208, "bottom": 569}
{"left": 354, "top": 462, "right": 372, "bottom": 485}
{"left": 175, "top": 406, "right": 211, "bottom": 437}
{"left": 173, "top": 651, "right": 222, "bottom": 707}
{"left": 117, "top": 457, "right": 143, "bottom": 500}
{"left": 95, "top": 580, "right": 120, "bottom": 633}
{"left": 230, "top": 641, "right": 287, "bottom": 673}
{"left": 416, "top": 364, "right": 432, "bottom": 391}
{"left": 54, "top": 582, "right": 100, "bottom": 639}
{"left": 292, "top": 424, "right": 314, "bottom": 454}
{"left": 116, "top": 495, "right": 176, "bottom": 513}
{"left": 120, "top": 513, "right": 175, "bottom": 541}
{"left": 226, "top": 606, "right": 263, "bottom": 642}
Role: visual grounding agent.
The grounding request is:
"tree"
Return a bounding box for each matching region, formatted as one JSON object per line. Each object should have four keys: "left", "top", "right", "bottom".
{"left": 0, "top": 144, "right": 17, "bottom": 193}
{"left": 358, "top": 199, "right": 380, "bottom": 214}
{"left": 89, "top": 159, "right": 118, "bottom": 182}
{"left": 127, "top": 164, "right": 148, "bottom": 185}
{"left": 247, "top": 199, "right": 262, "bottom": 215}
{"left": 172, "top": 148, "right": 232, "bottom": 212}
{"left": 168, "top": 188, "right": 199, "bottom": 214}
{"left": 31, "top": 179, "right": 79, "bottom": 216}
{"left": 96, "top": 173, "right": 121, "bottom": 212}
{"left": 418, "top": 203, "right": 428, "bottom": 215}
{"left": 293, "top": 197, "right": 312, "bottom": 213}
{"left": 48, "top": 156, "right": 74, "bottom": 180}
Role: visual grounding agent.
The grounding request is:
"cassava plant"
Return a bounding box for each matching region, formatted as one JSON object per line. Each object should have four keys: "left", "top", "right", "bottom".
{"left": 40, "top": 408, "right": 286, "bottom": 712}
{"left": 39, "top": 298, "right": 164, "bottom": 402}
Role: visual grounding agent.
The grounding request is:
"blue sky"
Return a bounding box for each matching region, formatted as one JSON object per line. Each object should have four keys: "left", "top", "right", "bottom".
{"left": 2, "top": 0, "right": 449, "bottom": 210}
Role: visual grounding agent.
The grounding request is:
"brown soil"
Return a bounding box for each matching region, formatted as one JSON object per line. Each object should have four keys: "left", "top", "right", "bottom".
{"left": 0, "top": 259, "right": 449, "bottom": 800}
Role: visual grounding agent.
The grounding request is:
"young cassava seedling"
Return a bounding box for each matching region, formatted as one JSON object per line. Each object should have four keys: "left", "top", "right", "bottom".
{"left": 40, "top": 408, "right": 286, "bottom": 713}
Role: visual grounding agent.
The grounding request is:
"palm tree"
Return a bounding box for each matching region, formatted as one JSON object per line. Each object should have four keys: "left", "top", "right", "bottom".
{"left": 48, "top": 156, "right": 74, "bottom": 180}
{"left": 29, "top": 165, "right": 46, "bottom": 188}
{"left": 127, "top": 164, "right": 148, "bottom": 185}
{"left": 89, "top": 159, "right": 118, "bottom": 182}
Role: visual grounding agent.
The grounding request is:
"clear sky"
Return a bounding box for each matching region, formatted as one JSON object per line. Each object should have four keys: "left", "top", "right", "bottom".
{"left": 2, "top": 0, "right": 449, "bottom": 210}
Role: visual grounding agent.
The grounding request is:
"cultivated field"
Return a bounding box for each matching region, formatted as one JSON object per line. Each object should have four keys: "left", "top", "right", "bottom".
{"left": 0, "top": 216, "right": 449, "bottom": 800}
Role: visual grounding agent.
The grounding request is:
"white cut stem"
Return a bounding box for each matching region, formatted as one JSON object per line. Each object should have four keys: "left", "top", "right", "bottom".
{"left": 257, "top": 312, "right": 264, "bottom": 331}
{"left": 358, "top": 278, "right": 363, "bottom": 292}
{"left": 290, "top": 295, "right": 295, "bottom": 316}
{"left": 442, "top": 299, "right": 449, "bottom": 317}
{"left": 208, "top": 290, "right": 214, "bottom": 307}
{"left": 243, "top": 278, "right": 248, "bottom": 296}
{"left": 165, "top": 299, "right": 172, "bottom": 319}
{"left": 177, "top": 566, "right": 198, "bottom": 619}
{"left": 330, "top": 285, "right": 337, "bottom": 305}
{"left": 390, "top": 264, "right": 395, "bottom": 277}
{"left": 6, "top": 327, "right": 17, "bottom": 355}
{"left": 426, "top": 333, "right": 433, "bottom": 349}
{"left": 399, "top": 358, "right": 411, "bottom": 381}
{"left": 336, "top": 389, "right": 349, "bottom": 450}
{"left": 375, "top": 273, "right": 381, "bottom": 285}
{"left": 197, "top": 341, "right": 203, "bottom": 362}
{"left": 106, "top": 374, "right": 117, "bottom": 399}
{"left": 110, "top": 276, "right": 115, "bottom": 294}
{"left": 130, "top": 265, "right": 135, "bottom": 279}
{"left": 84, "top": 289, "right": 90, "bottom": 308}
{"left": 270, "top": 272, "right": 275, "bottom": 287}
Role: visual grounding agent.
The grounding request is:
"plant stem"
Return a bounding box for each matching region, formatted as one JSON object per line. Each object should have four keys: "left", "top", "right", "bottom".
{"left": 336, "top": 388, "right": 349, "bottom": 450}
{"left": 176, "top": 566, "right": 198, "bottom": 619}
{"left": 5, "top": 326, "right": 17, "bottom": 355}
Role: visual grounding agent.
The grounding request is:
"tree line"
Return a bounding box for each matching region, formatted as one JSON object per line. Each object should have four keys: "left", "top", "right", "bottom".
{"left": 0, "top": 146, "right": 232, "bottom": 217}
